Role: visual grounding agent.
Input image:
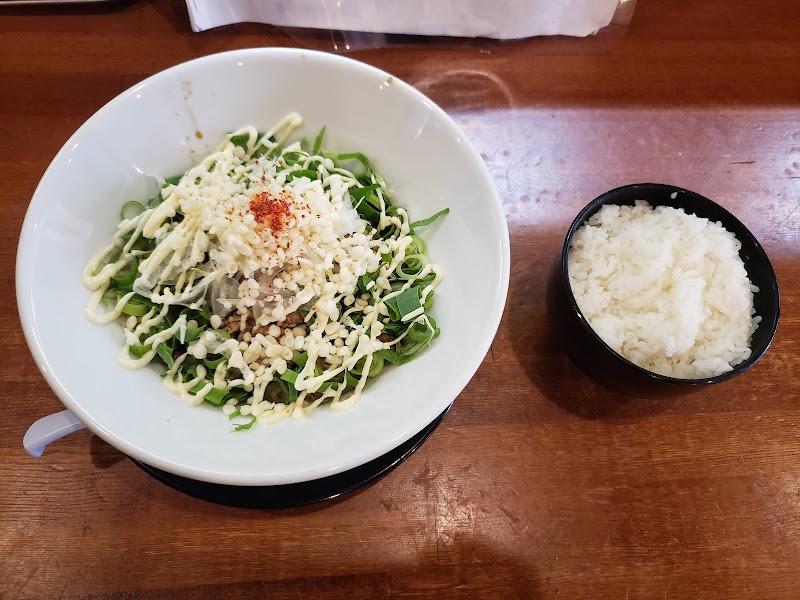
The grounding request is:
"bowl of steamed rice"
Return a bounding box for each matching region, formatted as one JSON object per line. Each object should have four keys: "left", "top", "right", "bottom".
{"left": 546, "top": 183, "right": 780, "bottom": 396}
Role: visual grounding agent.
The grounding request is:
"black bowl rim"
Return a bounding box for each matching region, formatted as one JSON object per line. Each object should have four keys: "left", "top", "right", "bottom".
{"left": 559, "top": 182, "right": 781, "bottom": 385}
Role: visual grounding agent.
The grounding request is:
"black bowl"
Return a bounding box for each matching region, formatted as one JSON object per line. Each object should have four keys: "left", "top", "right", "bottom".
{"left": 546, "top": 183, "right": 780, "bottom": 397}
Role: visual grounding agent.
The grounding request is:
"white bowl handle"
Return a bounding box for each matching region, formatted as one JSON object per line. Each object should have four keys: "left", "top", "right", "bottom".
{"left": 23, "top": 410, "right": 87, "bottom": 457}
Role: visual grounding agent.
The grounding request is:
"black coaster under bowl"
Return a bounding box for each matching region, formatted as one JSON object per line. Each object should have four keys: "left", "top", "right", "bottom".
{"left": 131, "top": 404, "right": 452, "bottom": 509}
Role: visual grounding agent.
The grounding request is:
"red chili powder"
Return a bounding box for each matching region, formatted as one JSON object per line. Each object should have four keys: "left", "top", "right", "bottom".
{"left": 249, "top": 190, "right": 293, "bottom": 233}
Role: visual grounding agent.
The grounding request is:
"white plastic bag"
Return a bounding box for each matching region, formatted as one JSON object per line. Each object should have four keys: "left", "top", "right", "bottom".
{"left": 187, "top": 0, "right": 628, "bottom": 39}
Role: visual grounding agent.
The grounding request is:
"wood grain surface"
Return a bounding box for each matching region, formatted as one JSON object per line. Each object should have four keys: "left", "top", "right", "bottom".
{"left": 2, "top": 1, "right": 800, "bottom": 598}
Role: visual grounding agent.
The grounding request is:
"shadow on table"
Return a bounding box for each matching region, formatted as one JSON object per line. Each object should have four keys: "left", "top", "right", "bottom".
{"left": 90, "top": 434, "right": 127, "bottom": 469}
{"left": 65, "top": 531, "right": 541, "bottom": 599}
{"left": 87, "top": 440, "right": 540, "bottom": 597}
{"left": 388, "top": 535, "right": 542, "bottom": 599}
{"left": 506, "top": 233, "right": 668, "bottom": 421}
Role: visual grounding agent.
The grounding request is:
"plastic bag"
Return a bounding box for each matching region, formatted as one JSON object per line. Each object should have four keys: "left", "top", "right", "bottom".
{"left": 186, "top": 0, "right": 637, "bottom": 51}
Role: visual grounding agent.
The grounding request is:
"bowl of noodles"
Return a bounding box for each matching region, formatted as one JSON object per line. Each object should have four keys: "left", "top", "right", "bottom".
{"left": 16, "top": 48, "right": 509, "bottom": 485}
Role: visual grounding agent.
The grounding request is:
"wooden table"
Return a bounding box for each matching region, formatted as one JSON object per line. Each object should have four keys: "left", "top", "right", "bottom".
{"left": 2, "top": 1, "right": 799, "bottom": 598}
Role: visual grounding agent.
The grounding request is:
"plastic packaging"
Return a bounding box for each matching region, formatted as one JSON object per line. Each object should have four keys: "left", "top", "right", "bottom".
{"left": 186, "top": 0, "right": 637, "bottom": 51}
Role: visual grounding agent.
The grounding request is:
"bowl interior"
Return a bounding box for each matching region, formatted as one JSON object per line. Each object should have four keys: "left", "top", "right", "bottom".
{"left": 560, "top": 183, "right": 780, "bottom": 384}
{"left": 16, "top": 49, "right": 509, "bottom": 485}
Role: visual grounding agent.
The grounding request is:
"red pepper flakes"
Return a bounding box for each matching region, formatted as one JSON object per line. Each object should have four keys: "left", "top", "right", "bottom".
{"left": 249, "top": 190, "right": 294, "bottom": 233}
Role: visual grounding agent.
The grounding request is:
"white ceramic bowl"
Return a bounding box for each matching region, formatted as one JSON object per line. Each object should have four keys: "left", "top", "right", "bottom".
{"left": 16, "top": 48, "right": 509, "bottom": 485}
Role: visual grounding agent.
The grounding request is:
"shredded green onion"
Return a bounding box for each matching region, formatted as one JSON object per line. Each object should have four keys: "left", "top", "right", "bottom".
{"left": 121, "top": 301, "right": 149, "bottom": 317}
{"left": 90, "top": 118, "right": 449, "bottom": 430}
{"left": 120, "top": 201, "right": 146, "bottom": 221}
{"left": 410, "top": 208, "right": 450, "bottom": 232}
{"left": 312, "top": 126, "right": 326, "bottom": 156}
{"left": 156, "top": 343, "right": 174, "bottom": 368}
{"left": 234, "top": 416, "right": 257, "bottom": 431}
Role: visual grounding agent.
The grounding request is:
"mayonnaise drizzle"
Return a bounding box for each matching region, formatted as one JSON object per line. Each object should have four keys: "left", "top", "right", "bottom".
{"left": 85, "top": 286, "right": 136, "bottom": 325}
{"left": 83, "top": 114, "right": 444, "bottom": 424}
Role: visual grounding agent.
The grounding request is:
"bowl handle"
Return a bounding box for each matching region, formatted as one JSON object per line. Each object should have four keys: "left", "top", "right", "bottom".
{"left": 23, "top": 410, "right": 86, "bottom": 457}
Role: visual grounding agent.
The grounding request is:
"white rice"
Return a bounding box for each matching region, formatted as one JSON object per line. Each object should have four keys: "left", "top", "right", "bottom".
{"left": 568, "top": 201, "right": 761, "bottom": 379}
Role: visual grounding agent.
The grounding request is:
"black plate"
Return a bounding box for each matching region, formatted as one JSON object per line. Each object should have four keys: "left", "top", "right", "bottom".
{"left": 131, "top": 404, "right": 452, "bottom": 509}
